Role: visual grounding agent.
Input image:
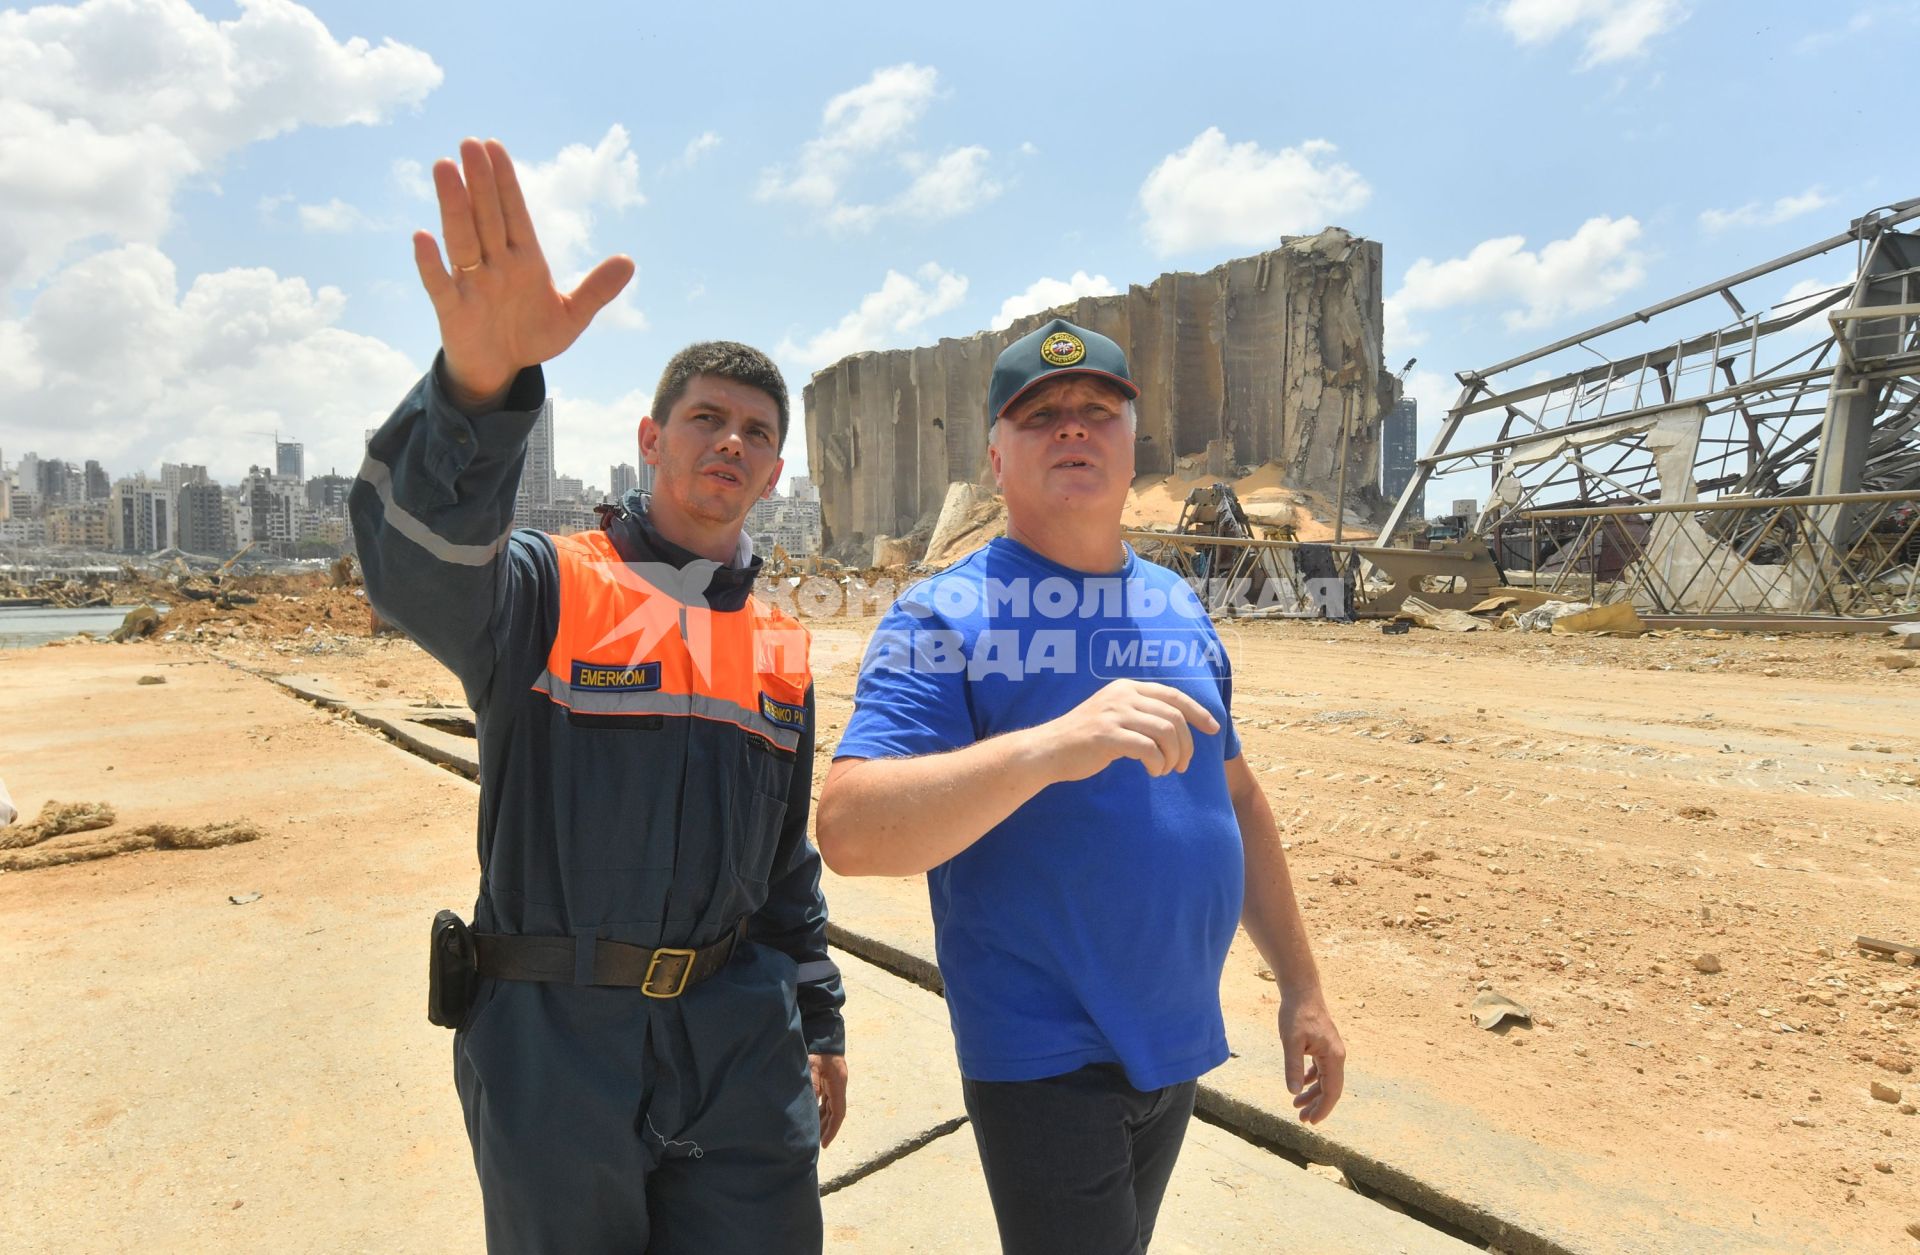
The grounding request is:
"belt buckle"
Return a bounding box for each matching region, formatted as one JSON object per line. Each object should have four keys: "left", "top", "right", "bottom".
{"left": 642, "top": 947, "right": 697, "bottom": 998}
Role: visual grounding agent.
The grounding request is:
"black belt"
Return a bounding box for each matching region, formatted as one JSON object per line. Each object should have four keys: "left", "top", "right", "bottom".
{"left": 473, "top": 918, "right": 747, "bottom": 998}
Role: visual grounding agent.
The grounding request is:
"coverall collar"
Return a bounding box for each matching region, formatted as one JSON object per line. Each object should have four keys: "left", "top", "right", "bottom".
{"left": 595, "top": 489, "right": 763, "bottom": 613}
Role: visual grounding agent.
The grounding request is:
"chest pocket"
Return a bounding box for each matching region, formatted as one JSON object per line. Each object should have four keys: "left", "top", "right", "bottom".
{"left": 730, "top": 734, "right": 793, "bottom": 884}
{"left": 729, "top": 666, "right": 805, "bottom": 883}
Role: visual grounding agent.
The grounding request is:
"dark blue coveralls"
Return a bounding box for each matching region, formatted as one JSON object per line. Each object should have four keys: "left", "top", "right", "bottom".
{"left": 350, "top": 361, "right": 845, "bottom": 1254}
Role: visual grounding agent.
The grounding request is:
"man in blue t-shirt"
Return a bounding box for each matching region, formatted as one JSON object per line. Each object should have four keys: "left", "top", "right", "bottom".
{"left": 817, "top": 318, "right": 1344, "bottom": 1254}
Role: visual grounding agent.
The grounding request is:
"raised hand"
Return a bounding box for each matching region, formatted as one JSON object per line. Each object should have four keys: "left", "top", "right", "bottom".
{"left": 1041, "top": 679, "right": 1221, "bottom": 782}
{"left": 412, "top": 137, "right": 635, "bottom": 409}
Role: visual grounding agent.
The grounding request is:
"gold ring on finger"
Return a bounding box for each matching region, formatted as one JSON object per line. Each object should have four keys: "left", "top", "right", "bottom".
{"left": 455, "top": 261, "right": 482, "bottom": 274}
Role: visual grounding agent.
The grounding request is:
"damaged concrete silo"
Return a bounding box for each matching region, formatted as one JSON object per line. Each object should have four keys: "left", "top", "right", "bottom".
{"left": 802, "top": 227, "right": 1400, "bottom": 561}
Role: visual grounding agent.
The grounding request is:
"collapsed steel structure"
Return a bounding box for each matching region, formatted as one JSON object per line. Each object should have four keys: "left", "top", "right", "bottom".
{"left": 1382, "top": 198, "right": 1920, "bottom": 618}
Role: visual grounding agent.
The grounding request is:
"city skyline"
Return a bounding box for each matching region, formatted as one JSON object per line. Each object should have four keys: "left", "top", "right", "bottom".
{"left": 0, "top": 420, "right": 827, "bottom": 559}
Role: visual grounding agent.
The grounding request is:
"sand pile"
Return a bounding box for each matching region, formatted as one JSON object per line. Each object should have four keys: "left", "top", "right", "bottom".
{"left": 1125, "top": 465, "right": 1377, "bottom": 541}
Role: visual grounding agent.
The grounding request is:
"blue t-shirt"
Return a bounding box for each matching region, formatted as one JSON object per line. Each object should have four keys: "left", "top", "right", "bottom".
{"left": 835, "top": 537, "right": 1244, "bottom": 1091}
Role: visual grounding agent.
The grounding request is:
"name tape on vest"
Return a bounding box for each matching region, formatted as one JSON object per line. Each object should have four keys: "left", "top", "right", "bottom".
{"left": 571, "top": 660, "right": 663, "bottom": 692}
{"left": 759, "top": 691, "right": 807, "bottom": 730}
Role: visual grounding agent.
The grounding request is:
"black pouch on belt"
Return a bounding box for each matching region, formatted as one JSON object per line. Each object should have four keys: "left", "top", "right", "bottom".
{"left": 427, "top": 909, "right": 479, "bottom": 1029}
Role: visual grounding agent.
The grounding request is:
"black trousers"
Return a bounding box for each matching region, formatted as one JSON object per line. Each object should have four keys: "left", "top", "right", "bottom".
{"left": 962, "top": 1063, "right": 1198, "bottom": 1255}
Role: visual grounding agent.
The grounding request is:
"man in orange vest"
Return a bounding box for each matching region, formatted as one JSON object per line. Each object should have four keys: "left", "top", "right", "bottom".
{"left": 351, "top": 138, "right": 846, "bottom": 1254}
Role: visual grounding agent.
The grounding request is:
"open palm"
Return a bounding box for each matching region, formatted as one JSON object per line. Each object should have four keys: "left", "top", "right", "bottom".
{"left": 412, "top": 137, "right": 634, "bottom": 407}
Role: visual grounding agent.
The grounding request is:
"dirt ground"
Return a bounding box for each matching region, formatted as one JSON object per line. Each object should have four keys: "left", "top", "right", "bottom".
{"left": 20, "top": 574, "right": 1920, "bottom": 1251}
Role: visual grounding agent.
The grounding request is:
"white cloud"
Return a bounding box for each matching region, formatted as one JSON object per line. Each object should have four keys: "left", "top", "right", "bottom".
{"left": 297, "top": 197, "right": 382, "bottom": 233}
{"left": 756, "top": 64, "right": 999, "bottom": 230}
{"left": 777, "top": 263, "right": 969, "bottom": 370}
{"left": 1769, "top": 271, "right": 1857, "bottom": 343}
{"left": 991, "top": 272, "right": 1120, "bottom": 331}
{"left": 1497, "top": 0, "right": 1688, "bottom": 68}
{"left": 1777, "top": 274, "right": 1853, "bottom": 310}
{"left": 0, "top": 243, "right": 419, "bottom": 483}
{"left": 1699, "top": 186, "right": 1834, "bottom": 233}
{"left": 1401, "top": 368, "right": 1461, "bottom": 430}
{"left": 514, "top": 124, "right": 646, "bottom": 287}
{"left": 758, "top": 64, "right": 937, "bottom": 209}
{"left": 1386, "top": 216, "right": 1647, "bottom": 341}
{"left": 1138, "top": 129, "right": 1370, "bottom": 256}
{"left": 680, "top": 131, "right": 722, "bottom": 166}
{"left": 894, "top": 146, "right": 1001, "bottom": 222}
{"left": 391, "top": 157, "right": 431, "bottom": 200}
{"left": 1794, "top": 7, "right": 1885, "bottom": 53}
{"left": 819, "top": 63, "right": 940, "bottom": 151}
{"left": 0, "top": 317, "right": 46, "bottom": 394}
{"left": 595, "top": 289, "right": 651, "bottom": 333}
{"left": 0, "top": 0, "right": 441, "bottom": 289}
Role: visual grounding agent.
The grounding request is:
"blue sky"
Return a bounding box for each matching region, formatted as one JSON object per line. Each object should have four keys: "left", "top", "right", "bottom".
{"left": 3, "top": 0, "right": 1914, "bottom": 512}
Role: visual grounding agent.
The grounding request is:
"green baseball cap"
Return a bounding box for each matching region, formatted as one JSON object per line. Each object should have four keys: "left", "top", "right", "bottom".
{"left": 989, "top": 317, "right": 1139, "bottom": 421}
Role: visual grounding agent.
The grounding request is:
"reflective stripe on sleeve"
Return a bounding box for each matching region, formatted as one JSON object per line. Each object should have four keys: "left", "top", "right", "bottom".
{"left": 357, "top": 454, "right": 513, "bottom": 567}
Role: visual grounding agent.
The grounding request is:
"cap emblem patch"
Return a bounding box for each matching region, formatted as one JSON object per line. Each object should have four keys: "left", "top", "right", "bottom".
{"left": 1040, "top": 331, "right": 1086, "bottom": 367}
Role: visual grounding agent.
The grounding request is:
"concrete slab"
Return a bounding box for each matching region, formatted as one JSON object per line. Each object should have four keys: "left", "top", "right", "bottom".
{"left": 820, "top": 867, "right": 1863, "bottom": 1253}
{"left": 274, "top": 673, "right": 479, "bottom": 777}
{"left": 1201, "top": 1052, "right": 1850, "bottom": 1255}
{"left": 822, "top": 1118, "right": 1479, "bottom": 1254}
{"left": 1158, "top": 1122, "right": 1479, "bottom": 1255}
{"left": 822, "top": 868, "right": 942, "bottom": 992}
{"left": 818, "top": 948, "right": 966, "bottom": 1190}
{"left": 821, "top": 1126, "right": 996, "bottom": 1252}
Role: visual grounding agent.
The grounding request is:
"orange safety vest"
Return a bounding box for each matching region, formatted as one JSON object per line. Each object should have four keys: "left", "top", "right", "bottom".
{"left": 534, "top": 529, "right": 811, "bottom": 751}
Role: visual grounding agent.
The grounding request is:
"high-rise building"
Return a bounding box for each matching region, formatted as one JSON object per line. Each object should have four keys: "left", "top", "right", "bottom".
{"left": 787, "top": 476, "right": 817, "bottom": 502}
{"left": 39, "top": 458, "right": 74, "bottom": 504}
{"left": 307, "top": 473, "right": 353, "bottom": 512}
{"left": 111, "top": 480, "right": 173, "bottom": 553}
{"left": 84, "top": 460, "right": 111, "bottom": 500}
{"left": 162, "top": 463, "right": 210, "bottom": 498}
{"left": 637, "top": 460, "right": 655, "bottom": 494}
{"left": 1379, "top": 397, "right": 1420, "bottom": 524}
{"left": 276, "top": 439, "right": 305, "bottom": 482}
{"left": 553, "top": 474, "right": 584, "bottom": 503}
{"left": 609, "top": 463, "right": 638, "bottom": 499}
{"left": 176, "top": 482, "right": 229, "bottom": 556}
{"left": 523, "top": 398, "right": 555, "bottom": 505}
{"left": 237, "top": 466, "right": 298, "bottom": 554}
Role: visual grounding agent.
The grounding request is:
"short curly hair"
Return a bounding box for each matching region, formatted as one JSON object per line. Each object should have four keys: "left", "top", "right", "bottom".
{"left": 652, "top": 341, "right": 791, "bottom": 451}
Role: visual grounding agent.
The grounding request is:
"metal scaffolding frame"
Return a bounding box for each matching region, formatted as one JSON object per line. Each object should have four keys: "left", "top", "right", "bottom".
{"left": 1382, "top": 198, "right": 1920, "bottom": 615}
